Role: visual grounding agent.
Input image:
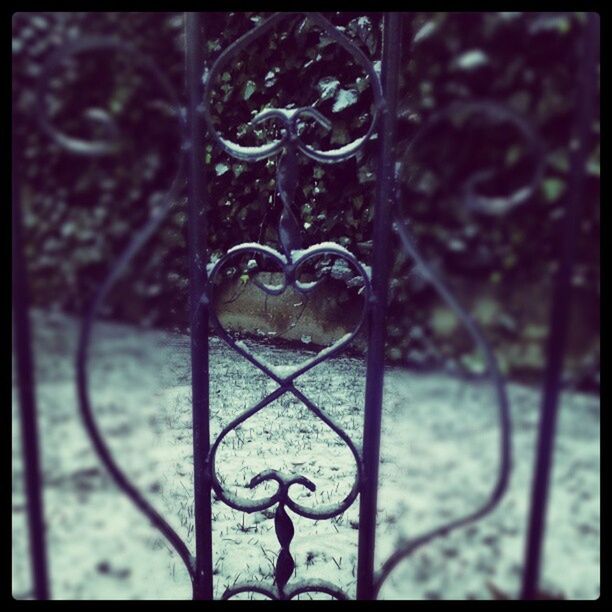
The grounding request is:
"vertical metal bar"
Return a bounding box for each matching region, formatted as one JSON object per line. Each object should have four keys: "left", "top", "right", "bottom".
{"left": 185, "top": 12, "right": 214, "bottom": 600}
{"left": 520, "top": 12, "right": 599, "bottom": 600}
{"left": 357, "top": 12, "right": 402, "bottom": 600}
{"left": 12, "top": 123, "right": 50, "bottom": 600}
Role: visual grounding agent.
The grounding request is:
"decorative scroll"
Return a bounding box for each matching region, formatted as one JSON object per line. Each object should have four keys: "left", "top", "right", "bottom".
{"left": 206, "top": 11, "right": 520, "bottom": 600}
{"left": 202, "top": 11, "right": 383, "bottom": 600}
{"left": 373, "top": 215, "right": 512, "bottom": 596}
{"left": 35, "top": 35, "right": 195, "bottom": 581}
{"left": 400, "top": 100, "right": 545, "bottom": 216}
{"left": 33, "top": 12, "right": 524, "bottom": 601}
{"left": 371, "top": 98, "right": 546, "bottom": 595}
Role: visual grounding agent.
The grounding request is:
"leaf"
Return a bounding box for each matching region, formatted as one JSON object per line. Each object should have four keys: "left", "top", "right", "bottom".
{"left": 355, "top": 76, "right": 369, "bottom": 93}
{"left": 586, "top": 158, "right": 600, "bottom": 177}
{"left": 215, "top": 163, "right": 229, "bottom": 176}
{"left": 317, "top": 76, "right": 340, "bottom": 101}
{"left": 529, "top": 14, "right": 571, "bottom": 35}
{"left": 541, "top": 177, "right": 566, "bottom": 202}
{"left": 453, "top": 49, "right": 489, "bottom": 70}
{"left": 547, "top": 150, "right": 569, "bottom": 173}
{"left": 331, "top": 125, "right": 349, "bottom": 145}
{"left": 460, "top": 352, "right": 486, "bottom": 375}
{"left": 414, "top": 21, "right": 437, "bottom": 44}
{"left": 586, "top": 146, "right": 600, "bottom": 176}
{"left": 333, "top": 88, "right": 359, "bottom": 113}
{"left": 505, "top": 145, "right": 522, "bottom": 167}
{"left": 242, "top": 80, "right": 256, "bottom": 101}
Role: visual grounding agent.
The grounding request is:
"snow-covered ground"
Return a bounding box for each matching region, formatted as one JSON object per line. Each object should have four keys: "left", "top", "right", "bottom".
{"left": 12, "top": 311, "right": 599, "bottom": 600}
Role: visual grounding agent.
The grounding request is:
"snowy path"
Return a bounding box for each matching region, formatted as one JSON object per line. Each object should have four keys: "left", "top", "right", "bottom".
{"left": 12, "top": 311, "right": 599, "bottom": 599}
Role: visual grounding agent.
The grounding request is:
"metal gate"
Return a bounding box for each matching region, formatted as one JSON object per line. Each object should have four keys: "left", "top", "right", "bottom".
{"left": 12, "top": 11, "right": 599, "bottom": 600}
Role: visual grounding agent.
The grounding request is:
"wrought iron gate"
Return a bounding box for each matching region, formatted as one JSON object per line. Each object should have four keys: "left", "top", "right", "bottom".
{"left": 12, "top": 11, "right": 599, "bottom": 600}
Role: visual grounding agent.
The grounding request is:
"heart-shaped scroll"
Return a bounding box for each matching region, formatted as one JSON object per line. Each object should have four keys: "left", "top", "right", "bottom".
{"left": 204, "top": 241, "right": 371, "bottom": 519}
{"left": 207, "top": 242, "right": 371, "bottom": 384}
{"left": 38, "top": 34, "right": 197, "bottom": 588}
{"left": 372, "top": 215, "right": 513, "bottom": 597}
{"left": 36, "top": 36, "right": 183, "bottom": 157}
{"left": 202, "top": 12, "right": 384, "bottom": 164}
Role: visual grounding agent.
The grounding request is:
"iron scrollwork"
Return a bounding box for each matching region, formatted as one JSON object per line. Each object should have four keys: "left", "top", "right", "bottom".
{"left": 35, "top": 34, "right": 196, "bottom": 582}
{"left": 32, "top": 11, "right": 521, "bottom": 600}
{"left": 201, "top": 11, "right": 383, "bottom": 600}
{"left": 202, "top": 11, "right": 518, "bottom": 599}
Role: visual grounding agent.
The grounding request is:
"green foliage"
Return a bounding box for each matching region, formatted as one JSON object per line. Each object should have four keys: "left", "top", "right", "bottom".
{"left": 12, "top": 12, "right": 599, "bottom": 390}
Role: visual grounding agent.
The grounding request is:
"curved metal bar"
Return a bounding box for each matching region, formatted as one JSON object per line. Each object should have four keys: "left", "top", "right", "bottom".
{"left": 372, "top": 216, "right": 512, "bottom": 597}
{"left": 207, "top": 370, "right": 363, "bottom": 517}
{"left": 207, "top": 376, "right": 363, "bottom": 518}
{"left": 202, "top": 12, "right": 384, "bottom": 164}
{"left": 285, "top": 386, "right": 362, "bottom": 519}
{"left": 373, "top": 75, "right": 540, "bottom": 598}
{"left": 285, "top": 580, "right": 350, "bottom": 600}
{"left": 199, "top": 10, "right": 385, "bottom": 598}
{"left": 222, "top": 583, "right": 278, "bottom": 600}
{"left": 222, "top": 579, "right": 350, "bottom": 600}
{"left": 75, "top": 167, "right": 195, "bottom": 579}
{"left": 207, "top": 384, "right": 289, "bottom": 512}
{"left": 35, "top": 36, "right": 195, "bottom": 580}
{"left": 207, "top": 244, "right": 371, "bottom": 383}
{"left": 202, "top": 12, "right": 297, "bottom": 161}
{"left": 297, "top": 11, "right": 384, "bottom": 164}
{"left": 36, "top": 36, "right": 184, "bottom": 157}
{"left": 402, "top": 100, "right": 545, "bottom": 215}
{"left": 204, "top": 243, "right": 370, "bottom": 519}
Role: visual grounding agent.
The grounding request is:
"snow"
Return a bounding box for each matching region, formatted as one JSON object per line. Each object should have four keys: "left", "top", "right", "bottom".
{"left": 218, "top": 137, "right": 282, "bottom": 161}
{"left": 253, "top": 107, "right": 300, "bottom": 123}
{"left": 295, "top": 280, "right": 319, "bottom": 291}
{"left": 234, "top": 333, "right": 353, "bottom": 380}
{"left": 206, "top": 254, "right": 221, "bottom": 277}
{"left": 227, "top": 242, "right": 287, "bottom": 263}
{"left": 12, "top": 311, "right": 599, "bottom": 600}
{"left": 264, "top": 71, "right": 276, "bottom": 88}
{"left": 291, "top": 242, "right": 354, "bottom": 261}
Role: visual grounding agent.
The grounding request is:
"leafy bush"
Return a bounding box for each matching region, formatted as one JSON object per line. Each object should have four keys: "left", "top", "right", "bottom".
{"left": 12, "top": 12, "right": 600, "bottom": 390}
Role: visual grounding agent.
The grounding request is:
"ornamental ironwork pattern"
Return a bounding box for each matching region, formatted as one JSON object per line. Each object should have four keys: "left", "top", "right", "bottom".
{"left": 20, "top": 10, "right": 603, "bottom": 601}
{"left": 27, "top": 11, "right": 514, "bottom": 600}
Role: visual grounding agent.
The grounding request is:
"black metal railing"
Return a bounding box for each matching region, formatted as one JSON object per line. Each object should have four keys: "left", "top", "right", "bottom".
{"left": 11, "top": 11, "right": 598, "bottom": 600}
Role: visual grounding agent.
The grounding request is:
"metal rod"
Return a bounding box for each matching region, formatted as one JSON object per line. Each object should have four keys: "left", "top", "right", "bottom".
{"left": 356, "top": 11, "right": 402, "bottom": 600}
{"left": 185, "top": 11, "right": 214, "bottom": 600}
{"left": 12, "top": 122, "right": 50, "bottom": 600}
{"left": 520, "top": 12, "right": 599, "bottom": 600}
